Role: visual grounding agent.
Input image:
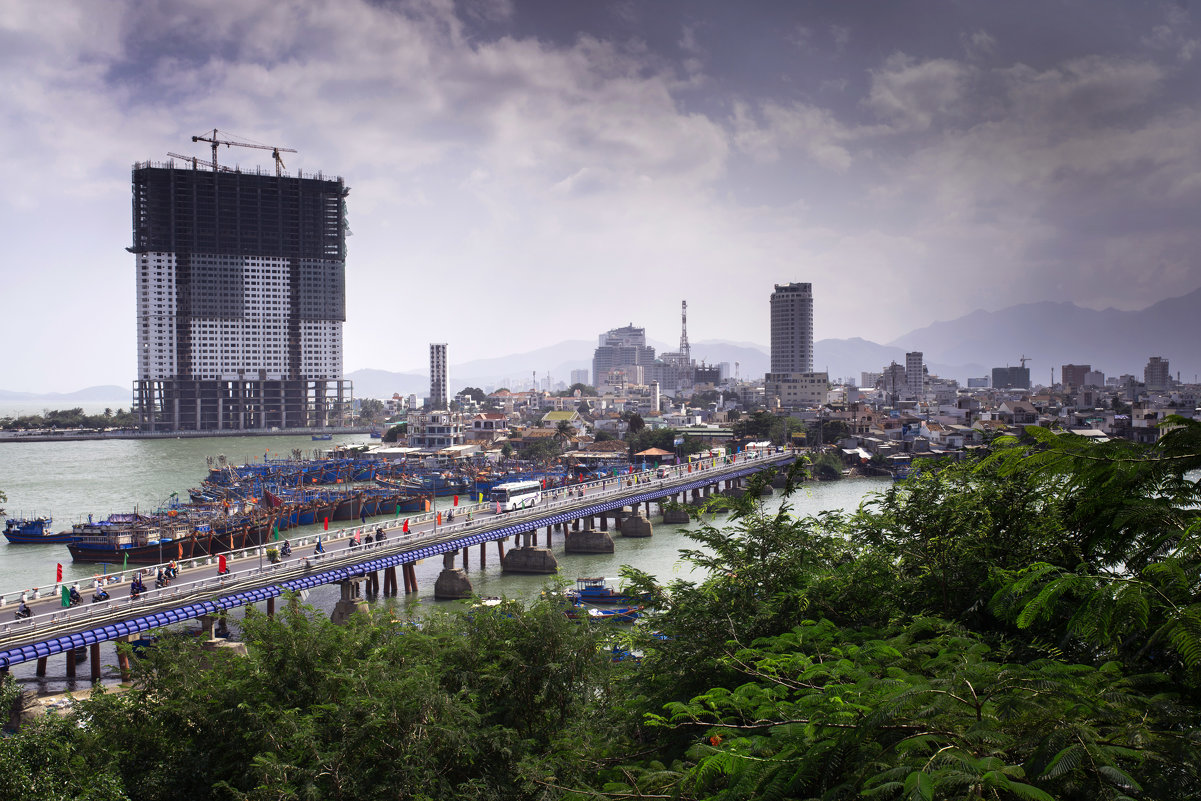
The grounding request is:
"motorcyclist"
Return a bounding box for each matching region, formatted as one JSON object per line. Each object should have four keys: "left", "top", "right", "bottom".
{"left": 92, "top": 586, "right": 110, "bottom": 603}
{"left": 280, "top": 540, "right": 292, "bottom": 557}
{"left": 130, "top": 574, "right": 145, "bottom": 599}
{"left": 15, "top": 600, "right": 31, "bottom": 619}
{"left": 68, "top": 584, "right": 83, "bottom": 606}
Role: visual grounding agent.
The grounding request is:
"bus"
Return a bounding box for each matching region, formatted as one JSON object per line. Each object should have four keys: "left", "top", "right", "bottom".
{"left": 490, "top": 480, "right": 542, "bottom": 511}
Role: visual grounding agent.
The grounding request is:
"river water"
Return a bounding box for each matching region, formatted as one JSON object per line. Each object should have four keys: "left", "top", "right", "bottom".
{"left": 0, "top": 434, "right": 889, "bottom": 693}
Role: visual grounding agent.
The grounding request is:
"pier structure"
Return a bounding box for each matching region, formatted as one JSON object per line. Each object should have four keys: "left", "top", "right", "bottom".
{"left": 0, "top": 453, "right": 792, "bottom": 678}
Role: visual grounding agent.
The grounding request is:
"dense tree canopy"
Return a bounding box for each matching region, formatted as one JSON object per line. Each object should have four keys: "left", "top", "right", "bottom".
{"left": 3, "top": 420, "right": 1200, "bottom": 800}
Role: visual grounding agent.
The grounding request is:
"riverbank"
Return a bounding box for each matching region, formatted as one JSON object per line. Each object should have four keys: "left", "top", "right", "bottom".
{"left": 0, "top": 426, "right": 377, "bottom": 443}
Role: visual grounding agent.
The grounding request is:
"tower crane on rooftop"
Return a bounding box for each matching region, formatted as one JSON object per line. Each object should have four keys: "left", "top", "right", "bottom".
{"left": 190, "top": 129, "right": 297, "bottom": 176}
{"left": 166, "top": 152, "right": 235, "bottom": 172}
{"left": 1020, "top": 355, "right": 1030, "bottom": 369}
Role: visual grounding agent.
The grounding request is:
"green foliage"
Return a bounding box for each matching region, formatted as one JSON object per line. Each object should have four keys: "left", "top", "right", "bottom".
{"left": 457, "top": 386, "right": 487, "bottom": 403}
{"left": 0, "top": 407, "right": 140, "bottom": 431}
{"left": 357, "top": 397, "right": 386, "bottom": 421}
{"left": 809, "top": 450, "right": 843, "bottom": 480}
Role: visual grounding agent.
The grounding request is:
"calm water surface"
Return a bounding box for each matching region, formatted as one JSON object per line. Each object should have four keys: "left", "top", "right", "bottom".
{"left": 0, "top": 435, "right": 889, "bottom": 693}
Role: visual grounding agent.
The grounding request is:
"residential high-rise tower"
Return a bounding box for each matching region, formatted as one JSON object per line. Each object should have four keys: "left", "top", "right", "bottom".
{"left": 131, "top": 158, "right": 350, "bottom": 431}
{"left": 770, "top": 283, "right": 813, "bottom": 373}
{"left": 430, "top": 343, "right": 448, "bottom": 409}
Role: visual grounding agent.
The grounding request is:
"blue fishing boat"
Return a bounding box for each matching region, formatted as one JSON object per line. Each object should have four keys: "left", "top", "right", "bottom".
{"left": 312, "top": 433, "right": 333, "bottom": 441}
{"left": 567, "top": 576, "right": 646, "bottom": 606}
{"left": 3, "top": 515, "right": 73, "bottom": 544}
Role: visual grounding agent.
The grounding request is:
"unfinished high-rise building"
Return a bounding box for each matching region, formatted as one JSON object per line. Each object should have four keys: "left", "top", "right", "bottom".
{"left": 130, "top": 155, "right": 351, "bottom": 431}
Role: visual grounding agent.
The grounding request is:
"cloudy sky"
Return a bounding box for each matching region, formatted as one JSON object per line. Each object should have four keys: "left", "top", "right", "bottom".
{"left": 2, "top": 0, "right": 1199, "bottom": 393}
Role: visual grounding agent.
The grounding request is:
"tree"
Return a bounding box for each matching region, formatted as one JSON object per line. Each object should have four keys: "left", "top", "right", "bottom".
{"left": 457, "top": 386, "right": 487, "bottom": 404}
{"left": 626, "top": 412, "right": 645, "bottom": 434}
{"left": 554, "top": 419, "right": 574, "bottom": 442}
{"left": 358, "top": 398, "right": 386, "bottom": 422}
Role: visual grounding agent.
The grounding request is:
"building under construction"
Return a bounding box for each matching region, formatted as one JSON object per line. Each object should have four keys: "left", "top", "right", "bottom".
{"left": 131, "top": 138, "right": 351, "bottom": 431}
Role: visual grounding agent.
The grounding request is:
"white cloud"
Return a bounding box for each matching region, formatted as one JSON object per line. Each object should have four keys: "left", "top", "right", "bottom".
{"left": 865, "top": 53, "right": 972, "bottom": 131}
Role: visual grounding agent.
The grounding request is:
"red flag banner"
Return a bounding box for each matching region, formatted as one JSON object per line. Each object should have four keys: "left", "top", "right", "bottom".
{"left": 437, "top": 512, "right": 442, "bottom": 526}
{"left": 403, "top": 519, "right": 409, "bottom": 533}
{"left": 453, "top": 495, "right": 459, "bottom": 506}
{"left": 323, "top": 517, "right": 329, "bottom": 531}
{"left": 56, "top": 563, "right": 63, "bottom": 583}
{"left": 218, "top": 554, "right": 227, "bottom": 573}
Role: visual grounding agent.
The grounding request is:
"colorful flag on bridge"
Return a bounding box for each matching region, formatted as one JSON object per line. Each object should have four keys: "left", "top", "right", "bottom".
{"left": 61, "top": 585, "right": 70, "bottom": 607}
{"left": 453, "top": 495, "right": 459, "bottom": 506}
{"left": 56, "top": 563, "right": 62, "bottom": 583}
{"left": 402, "top": 519, "right": 409, "bottom": 533}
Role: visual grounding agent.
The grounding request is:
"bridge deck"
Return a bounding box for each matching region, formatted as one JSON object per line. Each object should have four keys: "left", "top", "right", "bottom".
{"left": 0, "top": 452, "right": 795, "bottom": 670}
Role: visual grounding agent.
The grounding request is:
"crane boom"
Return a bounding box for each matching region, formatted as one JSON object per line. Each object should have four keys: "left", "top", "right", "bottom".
{"left": 190, "top": 129, "right": 298, "bottom": 175}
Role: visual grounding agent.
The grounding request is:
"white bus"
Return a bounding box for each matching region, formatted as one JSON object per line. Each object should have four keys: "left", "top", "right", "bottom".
{"left": 490, "top": 480, "right": 542, "bottom": 511}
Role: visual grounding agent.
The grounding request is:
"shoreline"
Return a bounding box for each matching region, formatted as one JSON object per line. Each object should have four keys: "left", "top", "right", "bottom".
{"left": 0, "top": 427, "right": 377, "bottom": 444}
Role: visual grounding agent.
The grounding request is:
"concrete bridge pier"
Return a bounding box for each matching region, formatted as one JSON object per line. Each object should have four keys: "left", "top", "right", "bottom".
{"left": 90, "top": 643, "right": 102, "bottom": 682}
{"left": 564, "top": 513, "right": 615, "bottom": 554}
{"left": 331, "top": 578, "right": 369, "bottom": 624}
{"left": 434, "top": 551, "right": 473, "bottom": 600}
{"left": 621, "top": 509, "right": 653, "bottom": 538}
{"left": 383, "top": 566, "right": 399, "bottom": 596}
{"left": 365, "top": 570, "right": 380, "bottom": 597}
{"left": 502, "top": 531, "right": 559, "bottom": 574}
{"left": 35, "top": 657, "right": 46, "bottom": 677}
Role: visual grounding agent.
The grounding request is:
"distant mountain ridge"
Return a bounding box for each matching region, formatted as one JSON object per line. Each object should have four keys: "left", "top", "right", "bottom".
{"left": 0, "top": 385, "right": 129, "bottom": 403}
{"left": 887, "top": 287, "right": 1201, "bottom": 383}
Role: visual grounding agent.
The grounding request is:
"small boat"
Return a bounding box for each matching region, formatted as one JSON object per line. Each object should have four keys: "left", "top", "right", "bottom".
{"left": 3, "top": 515, "right": 74, "bottom": 544}
{"left": 312, "top": 434, "right": 333, "bottom": 441}
{"left": 564, "top": 605, "right": 642, "bottom": 623}
{"left": 567, "top": 577, "right": 644, "bottom": 606}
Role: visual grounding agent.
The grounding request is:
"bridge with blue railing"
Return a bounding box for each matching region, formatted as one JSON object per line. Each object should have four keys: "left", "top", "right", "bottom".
{"left": 0, "top": 450, "right": 796, "bottom": 679}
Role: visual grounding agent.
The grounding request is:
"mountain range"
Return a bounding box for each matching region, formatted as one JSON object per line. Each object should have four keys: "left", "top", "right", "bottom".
{"left": 5, "top": 289, "right": 1198, "bottom": 401}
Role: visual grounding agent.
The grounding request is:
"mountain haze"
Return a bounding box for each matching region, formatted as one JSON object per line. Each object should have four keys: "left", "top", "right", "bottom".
{"left": 888, "top": 288, "right": 1201, "bottom": 383}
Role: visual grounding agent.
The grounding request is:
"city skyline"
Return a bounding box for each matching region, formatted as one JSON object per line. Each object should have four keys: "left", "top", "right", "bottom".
{"left": 3, "top": 1, "right": 1200, "bottom": 393}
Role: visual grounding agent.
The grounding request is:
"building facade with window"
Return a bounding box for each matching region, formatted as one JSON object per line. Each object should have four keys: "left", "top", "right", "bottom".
{"left": 131, "top": 161, "right": 350, "bottom": 430}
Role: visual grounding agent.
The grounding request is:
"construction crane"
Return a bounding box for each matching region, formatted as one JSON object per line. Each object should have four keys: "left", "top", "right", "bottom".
{"left": 166, "top": 152, "right": 235, "bottom": 172}
{"left": 1019, "top": 355, "right": 1030, "bottom": 369}
{"left": 190, "top": 129, "right": 297, "bottom": 176}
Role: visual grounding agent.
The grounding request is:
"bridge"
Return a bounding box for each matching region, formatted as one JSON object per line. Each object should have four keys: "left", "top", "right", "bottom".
{"left": 0, "top": 451, "right": 795, "bottom": 679}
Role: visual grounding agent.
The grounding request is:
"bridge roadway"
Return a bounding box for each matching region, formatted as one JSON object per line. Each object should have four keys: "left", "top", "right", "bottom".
{"left": 0, "top": 451, "right": 795, "bottom": 672}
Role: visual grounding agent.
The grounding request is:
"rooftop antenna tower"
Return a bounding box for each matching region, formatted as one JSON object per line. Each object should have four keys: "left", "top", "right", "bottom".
{"left": 679, "top": 300, "right": 690, "bottom": 365}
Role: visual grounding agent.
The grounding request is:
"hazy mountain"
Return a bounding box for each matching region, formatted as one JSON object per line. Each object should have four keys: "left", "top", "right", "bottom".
{"left": 888, "top": 287, "right": 1201, "bottom": 383}
{"left": 0, "top": 385, "right": 129, "bottom": 402}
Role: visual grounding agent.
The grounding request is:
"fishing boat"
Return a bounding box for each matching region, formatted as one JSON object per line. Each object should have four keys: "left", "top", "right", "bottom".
{"left": 311, "top": 433, "right": 333, "bottom": 441}
{"left": 66, "top": 510, "right": 281, "bottom": 564}
{"left": 567, "top": 577, "right": 645, "bottom": 606}
{"left": 563, "top": 605, "right": 642, "bottom": 623}
{"left": 3, "top": 515, "right": 74, "bottom": 544}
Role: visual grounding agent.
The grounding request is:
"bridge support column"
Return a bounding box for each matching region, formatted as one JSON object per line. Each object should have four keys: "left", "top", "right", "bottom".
{"left": 383, "top": 566, "right": 398, "bottom": 596}
{"left": 502, "top": 534, "right": 558, "bottom": 573}
{"left": 600, "top": 515, "right": 608, "bottom": 532}
{"left": 35, "top": 657, "right": 47, "bottom": 677}
{"left": 462, "top": 546, "right": 470, "bottom": 569}
{"left": 117, "top": 640, "right": 132, "bottom": 682}
{"left": 65, "top": 650, "right": 76, "bottom": 679}
{"left": 497, "top": 539, "right": 506, "bottom": 562}
{"left": 622, "top": 510, "right": 653, "bottom": 538}
{"left": 402, "top": 563, "right": 418, "bottom": 594}
{"left": 564, "top": 527, "right": 615, "bottom": 554}
{"left": 572, "top": 518, "right": 580, "bottom": 531}
{"left": 366, "top": 571, "right": 380, "bottom": 596}
{"left": 434, "top": 551, "right": 473, "bottom": 600}
{"left": 90, "top": 643, "right": 101, "bottom": 682}
{"left": 479, "top": 543, "right": 487, "bottom": 569}
{"left": 267, "top": 597, "right": 276, "bottom": 617}
{"left": 331, "top": 578, "right": 369, "bottom": 624}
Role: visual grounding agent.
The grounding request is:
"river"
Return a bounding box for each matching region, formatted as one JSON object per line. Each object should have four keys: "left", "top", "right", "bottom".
{"left": 0, "top": 435, "right": 889, "bottom": 692}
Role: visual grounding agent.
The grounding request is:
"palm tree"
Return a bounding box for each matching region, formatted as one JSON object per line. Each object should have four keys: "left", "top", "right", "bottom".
{"left": 555, "top": 419, "right": 574, "bottom": 443}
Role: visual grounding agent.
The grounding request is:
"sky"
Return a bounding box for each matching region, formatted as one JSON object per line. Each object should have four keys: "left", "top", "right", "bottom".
{"left": 2, "top": 0, "right": 1200, "bottom": 393}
